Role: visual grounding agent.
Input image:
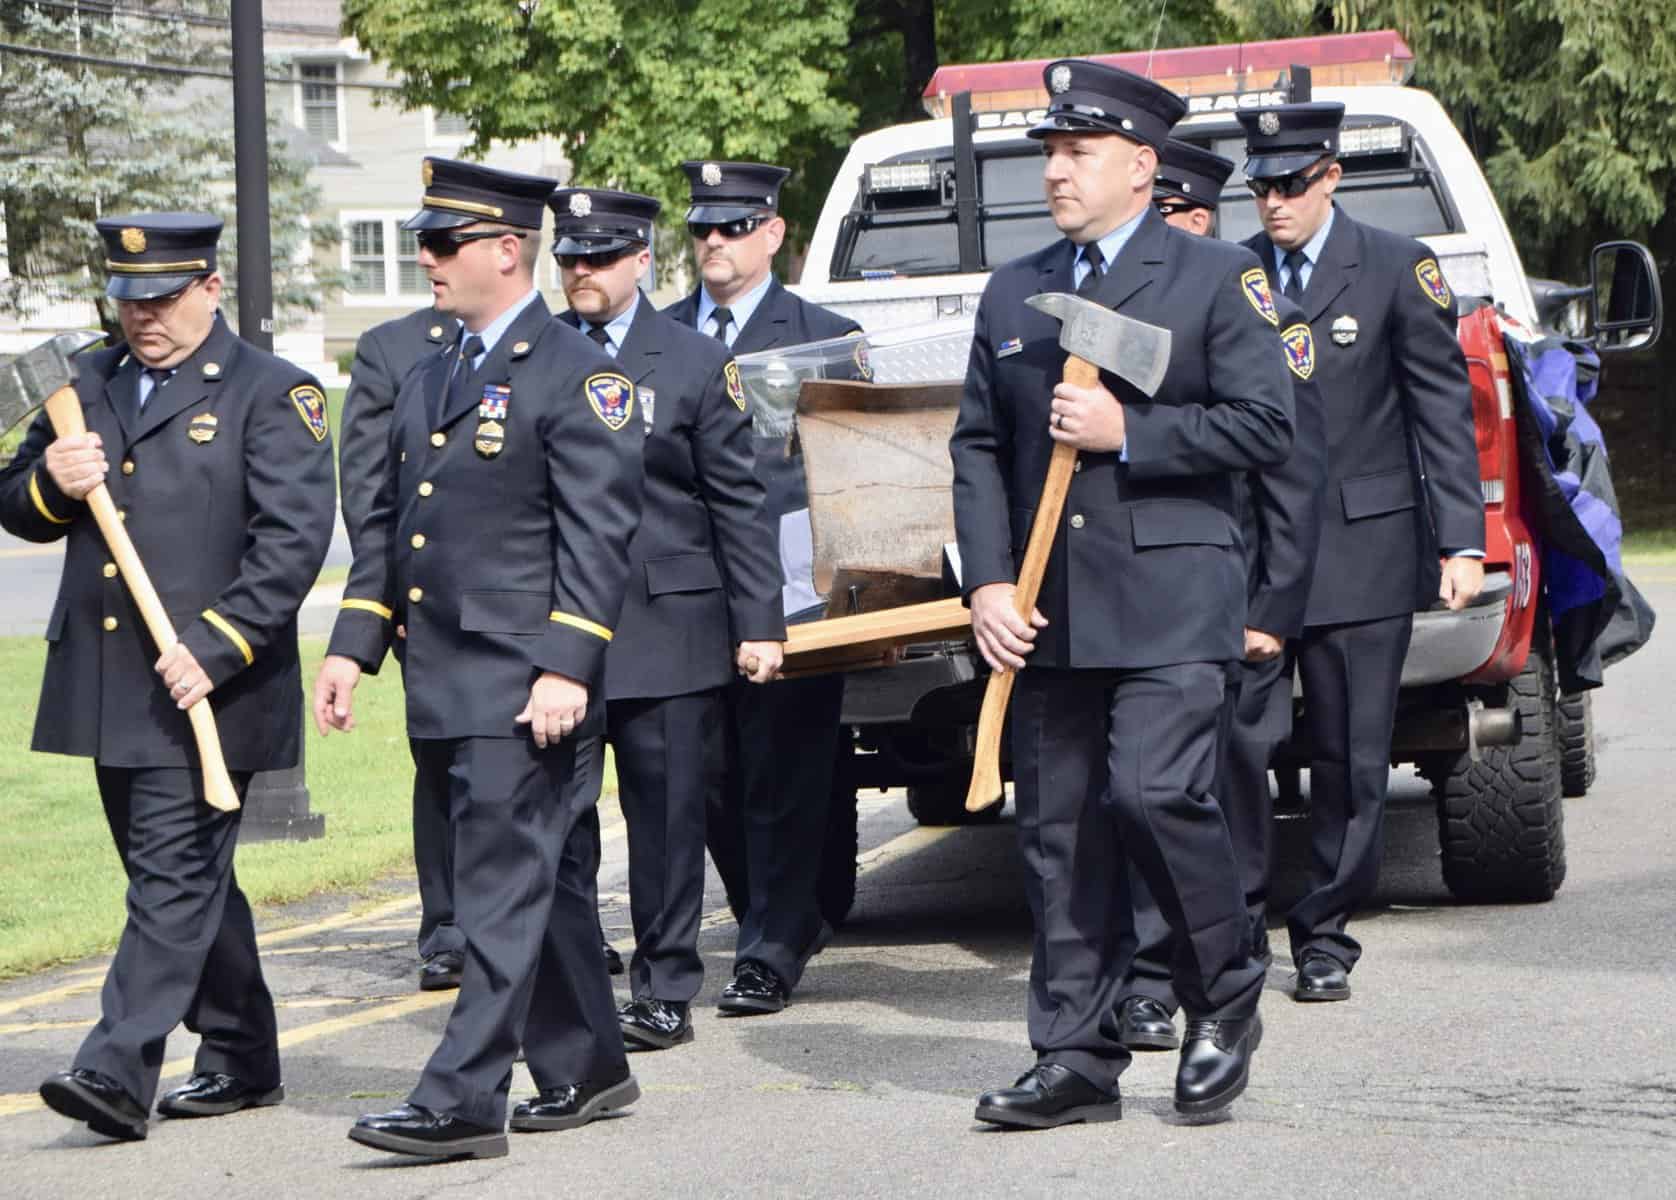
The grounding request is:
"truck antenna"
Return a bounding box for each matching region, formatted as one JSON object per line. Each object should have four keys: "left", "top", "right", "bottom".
{"left": 1145, "top": 0, "right": 1171, "bottom": 78}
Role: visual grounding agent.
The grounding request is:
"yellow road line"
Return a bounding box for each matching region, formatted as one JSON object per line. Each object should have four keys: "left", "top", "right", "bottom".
{"left": 0, "top": 968, "right": 108, "bottom": 1019}
{"left": 0, "top": 544, "right": 63, "bottom": 559}
{"left": 0, "top": 1019, "right": 86, "bottom": 1036}
{"left": 255, "top": 894, "right": 422, "bottom": 949}
{"left": 263, "top": 941, "right": 410, "bottom": 958}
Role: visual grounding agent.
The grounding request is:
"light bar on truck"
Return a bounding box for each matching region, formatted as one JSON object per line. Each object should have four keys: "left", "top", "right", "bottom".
{"left": 921, "top": 30, "right": 1416, "bottom": 118}
{"left": 1339, "top": 123, "right": 1407, "bottom": 155}
{"left": 866, "top": 161, "right": 940, "bottom": 193}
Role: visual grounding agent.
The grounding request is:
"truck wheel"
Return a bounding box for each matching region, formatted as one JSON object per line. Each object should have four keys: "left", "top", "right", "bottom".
{"left": 1557, "top": 689, "right": 1596, "bottom": 798}
{"left": 906, "top": 769, "right": 1004, "bottom": 826}
{"left": 1431, "top": 632, "right": 1567, "bottom": 902}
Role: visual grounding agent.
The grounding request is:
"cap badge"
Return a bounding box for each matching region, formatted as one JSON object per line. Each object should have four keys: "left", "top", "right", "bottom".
{"left": 422, "top": 160, "right": 434, "bottom": 186}
{"left": 120, "top": 227, "right": 146, "bottom": 254}
{"left": 568, "top": 193, "right": 592, "bottom": 218}
{"left": 701, "top": 162, "right": 723, "bottom": 187}
{"left": 1258, "top": 111, "right": 1280, "bottom": 136}
{"left": 1049, "top": 65, "right": 1072, "bottom": 95}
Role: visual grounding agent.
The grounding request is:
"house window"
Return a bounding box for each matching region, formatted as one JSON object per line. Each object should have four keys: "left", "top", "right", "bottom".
{"left": 346, "top": 220, "right": 385, "bottom": 294}
{"left": 397, "top": 227, "right": 426, "bottom": 295}
{"left": 300, "top": 62, "right": 340, "bottom": 142}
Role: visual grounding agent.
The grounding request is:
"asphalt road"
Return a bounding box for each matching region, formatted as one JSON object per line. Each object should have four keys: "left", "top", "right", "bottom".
{"left": 1, "top": 574, "right": 1673, "bottom": 1198}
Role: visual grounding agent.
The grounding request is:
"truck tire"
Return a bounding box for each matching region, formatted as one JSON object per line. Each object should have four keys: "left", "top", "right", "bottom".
{"left": 906, "top": 770, "right": 1004, "bottom": 826}
{"left": 1557, "top": 689, "right": 1596, "bottom": 798}
{"left": 1431, "top": 633, "right": 1566, "bottom": 903}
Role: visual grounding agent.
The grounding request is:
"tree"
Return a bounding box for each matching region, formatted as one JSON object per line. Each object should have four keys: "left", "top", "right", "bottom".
{"left": 0, "top": 0, "right": 340, "bottom": 337}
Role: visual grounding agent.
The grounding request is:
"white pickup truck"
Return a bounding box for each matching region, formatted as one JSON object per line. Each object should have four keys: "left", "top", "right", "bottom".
{"left": 763, "top": 31, "right": 1661, "bottom": 923}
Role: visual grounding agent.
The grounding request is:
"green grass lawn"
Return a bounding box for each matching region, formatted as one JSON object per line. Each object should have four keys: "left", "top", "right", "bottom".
{"left": 1622, "top": 527, "right": 1676, "bottom": 566}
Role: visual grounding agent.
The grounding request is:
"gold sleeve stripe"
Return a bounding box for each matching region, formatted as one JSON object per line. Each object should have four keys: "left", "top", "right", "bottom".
{"left": 549, "top": 611, "right": 613, "bottom": 642}
{"left": 340, "top": 599, "right": 394, "bottom": 620}
{"left": 28, "top": 471, "right": 72, "bottom": 525}
{"left": 201, "top": 610, "right": 254, "bottom": 666}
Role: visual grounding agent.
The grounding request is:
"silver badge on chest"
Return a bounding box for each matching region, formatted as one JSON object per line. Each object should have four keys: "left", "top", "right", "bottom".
{"left": 1331, "top": 314, "right": 1359, "bottom": 346}
{"left": 639, "top": 387, "right": 655, "bottom": 435}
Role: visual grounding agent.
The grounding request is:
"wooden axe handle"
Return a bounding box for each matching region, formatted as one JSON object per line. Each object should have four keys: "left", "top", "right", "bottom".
{"left": 965, "top": 354, "right": 1099, "bottom": 811}
{"left": 42, "top": 384, "right": 241, "bottom": 813}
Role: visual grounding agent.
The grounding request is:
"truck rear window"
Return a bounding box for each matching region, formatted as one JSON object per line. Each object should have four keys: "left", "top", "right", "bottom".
{"left": 830, "top": 122, "right": 1460, "bottom": 280}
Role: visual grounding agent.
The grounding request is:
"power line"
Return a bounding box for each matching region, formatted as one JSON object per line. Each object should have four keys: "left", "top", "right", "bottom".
{"left": 0, "top": 39, "right": 407, "bottom": 90}
{"left": 19, "top": 0, "right": 343, "bottom": 37}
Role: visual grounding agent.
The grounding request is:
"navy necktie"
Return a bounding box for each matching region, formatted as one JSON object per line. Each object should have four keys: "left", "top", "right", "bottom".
{"left": 1283, "top": 249, "right": 1308, "bottom": 303}
{"left": 1076, "top": 242, "right": 1106, "bottom": 297}
{"left": 710, "top": 306, "right": 734, "bottom": 343}
{"left": 585, "top": 324, "right": 613, "bottom": 356}
{"left": 436, "top": 334, "right": 484, "bottom": 426}
{"left": 138, "top": 366, "right": 171, "bottom": 416}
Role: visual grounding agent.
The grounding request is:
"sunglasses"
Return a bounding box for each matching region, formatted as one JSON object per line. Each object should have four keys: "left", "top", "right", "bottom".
{"left": 1153, "top": 198, "right": 1205, "bottom": 218}
{"left": 415, "top": 228, "right": 527, "bottom": 258}
{"left": 555, "top": 246, "right": 637, "bottom": 270}
{"left": 687, "top": 216, "right": 766, "bottom": 241}
{"left": 1245, "top": 164, "right": 1332, "bottom": 200}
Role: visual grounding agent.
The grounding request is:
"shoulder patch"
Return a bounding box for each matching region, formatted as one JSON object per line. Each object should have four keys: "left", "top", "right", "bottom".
{"left": 1415, "top": 257, "right": 1452, "bottom": 309}
{"left": 290, "top": 384, "right": 329, "bottom": 442}
{"left": 724, "top": 361, "right": 747, "bottom": 412}
{"left": 586, "top": 372, "right": 635, "bottom": 431}
{"left": 1280, "top": 323, "right": 1315, "bottom": 381}
{"left": 1240, "top": 267, "right": 1279, "bottom": 327}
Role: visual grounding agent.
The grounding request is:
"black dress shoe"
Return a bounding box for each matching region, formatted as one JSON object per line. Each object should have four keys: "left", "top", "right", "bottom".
{"left": 974, "top": 1063, "right": 1121, "bottom": 1129}
{"left": 348, "top": 1103, "right": 507, "bottom": 1159}
{"left": 1294, "top": 950, "right": 1351, "bottom": 1001}
{"left": 1174, "top": 1013, "right": 1262, "bottom": 1116}
{"left": 603, "top": 941, "right": 624, "bottom": 976}
{"left": 1116, "top": 995, "right": 1179, "bottom": 1051}
{"left": 510, "top": 1073, "right": 640, "bottom": 1132}
{"left": 618, "top": 998, "right": 692, "bottom": 1050}
{"left": 157, "top": 1073, "right": 284, "bottom": 1118}
{"left": 717, "top": 960, "right": 788, "bottom": 1016}
{"left": 419, "top": 950, "right": 463, "bottom": 992}
{"left": 39, "top": 1069, "right": 148, "bottom": 1141}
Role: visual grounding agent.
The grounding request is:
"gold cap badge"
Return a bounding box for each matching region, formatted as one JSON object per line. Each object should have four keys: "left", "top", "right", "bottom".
{"left": 422, "top": 160, "right": 434, "bottom": 187}
{"left": 121, "top": 227, "right": 147, "bottom": 254}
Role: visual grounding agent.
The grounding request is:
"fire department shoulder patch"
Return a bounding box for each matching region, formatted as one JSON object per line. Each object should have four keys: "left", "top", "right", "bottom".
{"left": 1240, "top": 267, "right": 1279, "bottom": 326}
{"left": 586, "top": 372, "right": 635, "bottom": 431}
{"left": 724, "top": 361, "right": 746, "bottom": 412}
{"left": 1415, "top": 257, "right": 1452, "bottom": 309}
{"left": 1280, "top": 322, "right": 1315, "bottom": 381}
{"left": 290, "top": 384, "right": 329, "bottom": 442}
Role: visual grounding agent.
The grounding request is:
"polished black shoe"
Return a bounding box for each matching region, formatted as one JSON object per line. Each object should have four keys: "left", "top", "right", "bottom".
{"left": 1174, "top": 1013, "right": 1262, "bottom": 1116}
{"left": 974, "top": 1063, "right": 1121, "bottom": 1129}
{"left": 717, "top": 960, "right": 788, "bottom": 1016}
{"left": 603, "top": 941, "right": 624, "bottom": 976}
{"left": 1115, "top": 996, "right": 1179, "bottom": 1051}
{"left": 348, "top": 1103, "right": 507, "bottom": 1159}
{"left": 39, "top": 1069, "right": 148, "bottom": 1141}
{"left": 157, "top": 1073, "right": 284, "bottom": 1118}
{"left": 419, "top": 950, "right": 464, "bottom": 992}
{"left": 510, "top": 1073, "right": 640, "bottom": 1132}
{"left": 1294, "top": 950, "right": 1351, "bottom": 1002}
{"left": 618, "top": 998, "right": 692, "bottom": 1050}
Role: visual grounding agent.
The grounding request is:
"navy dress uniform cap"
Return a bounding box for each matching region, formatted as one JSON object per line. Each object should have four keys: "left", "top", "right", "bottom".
{"left": 681, "top": 160, "right": 791, "bottom": 224}
{"left": 1237, "top": 101, "right": 1346, "bottom": 180}
{"left": 1027, "top": 59, "right": 1187, "bottom": 151}
{"left": 95, "top": 212, "right": 223, "bottom": 301}
{"left": 404, "top": 157, "right": 558, "bottom": 231}
{"left": 1153, "top": 139, "right": 1236, "bottom": 211}
{"left": 548, "top": 187, "right": 662, "bottom": 256}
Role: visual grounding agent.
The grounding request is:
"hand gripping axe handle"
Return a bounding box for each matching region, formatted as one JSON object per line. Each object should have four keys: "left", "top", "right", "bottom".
{"left": 964, "top": 293, "right": 1171, "bottom": 812}
{"left": 1, "top": 333, "right": 241, "bottom": 812}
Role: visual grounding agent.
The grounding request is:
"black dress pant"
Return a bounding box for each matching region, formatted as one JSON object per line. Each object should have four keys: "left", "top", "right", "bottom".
{"left": 1287, "top": 613, "right": 1413, "bottom": 969}
{"left": 405, "top": 735, "right": 582, "bottom": 1128}
{"left": 75, "top": 766, "right": 277, "bottom": 1109}
{"left": 712, "top": 672, "right": 845, "bottom": 992}
{"left": 1121, "top": 652, "right": 1293, "bottom": 1012}
{"left": 1011, "top": 664, "right": 1263, "bottom": 1094}
{"left": 574, "top": 691, "right": 724, "bottom": 1004}
{"left": 411, "top": 744, "right": 463, "bottom": 960}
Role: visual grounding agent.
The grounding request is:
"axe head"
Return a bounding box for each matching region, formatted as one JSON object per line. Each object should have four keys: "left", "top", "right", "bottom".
{"left": 1026, "top": 293, "right": 1171, "bottom": 398}
{"left": 0, "top": 330, "right": 107, "bottom": 435}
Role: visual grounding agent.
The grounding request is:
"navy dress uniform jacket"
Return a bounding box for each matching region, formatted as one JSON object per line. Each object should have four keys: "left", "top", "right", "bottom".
{"left": 1244, "top": 208, "right": 1484, "bottom": 627}
{"left": 559, "top": 300, "right": 785, "bottom": 701}
{"left": 328, "top": 297, "right": 644, "bottom": 735}
{"left": 339, "top": 306, "right": 450, "bottom": 553}
{"left": 952, "top": 208, "right": 1296, "bottom": 670}
{"left": 0, "top": 317, "right": 336, "bottom": 770}
{"left": 665, "top": 277, "right": 861, "bottom": 548}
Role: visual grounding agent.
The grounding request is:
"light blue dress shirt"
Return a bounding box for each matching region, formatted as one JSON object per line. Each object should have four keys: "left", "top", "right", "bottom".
{"left": 695, "top": 272, "right": 774, "bottom": 347}
{"left": 581, "top": 291, "right": 642, "bottom": 359}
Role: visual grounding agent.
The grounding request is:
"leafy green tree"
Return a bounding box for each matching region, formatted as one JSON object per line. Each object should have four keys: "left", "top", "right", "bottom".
{"left": 0, "top": 0, "right": 340, "bottom": 337}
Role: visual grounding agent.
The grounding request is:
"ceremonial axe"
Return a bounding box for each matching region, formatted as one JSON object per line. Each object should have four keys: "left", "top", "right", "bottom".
{"left": 964, "top": 294, "right": 1171, "bottom": 812}
{"left": 0, "top": 332, "right": 241, "bottom": 813}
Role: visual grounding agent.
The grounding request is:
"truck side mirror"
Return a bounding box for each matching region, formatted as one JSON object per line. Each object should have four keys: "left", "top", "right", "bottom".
{"left": 1589, "top": 240, "right": 1663, "bottom": 354}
